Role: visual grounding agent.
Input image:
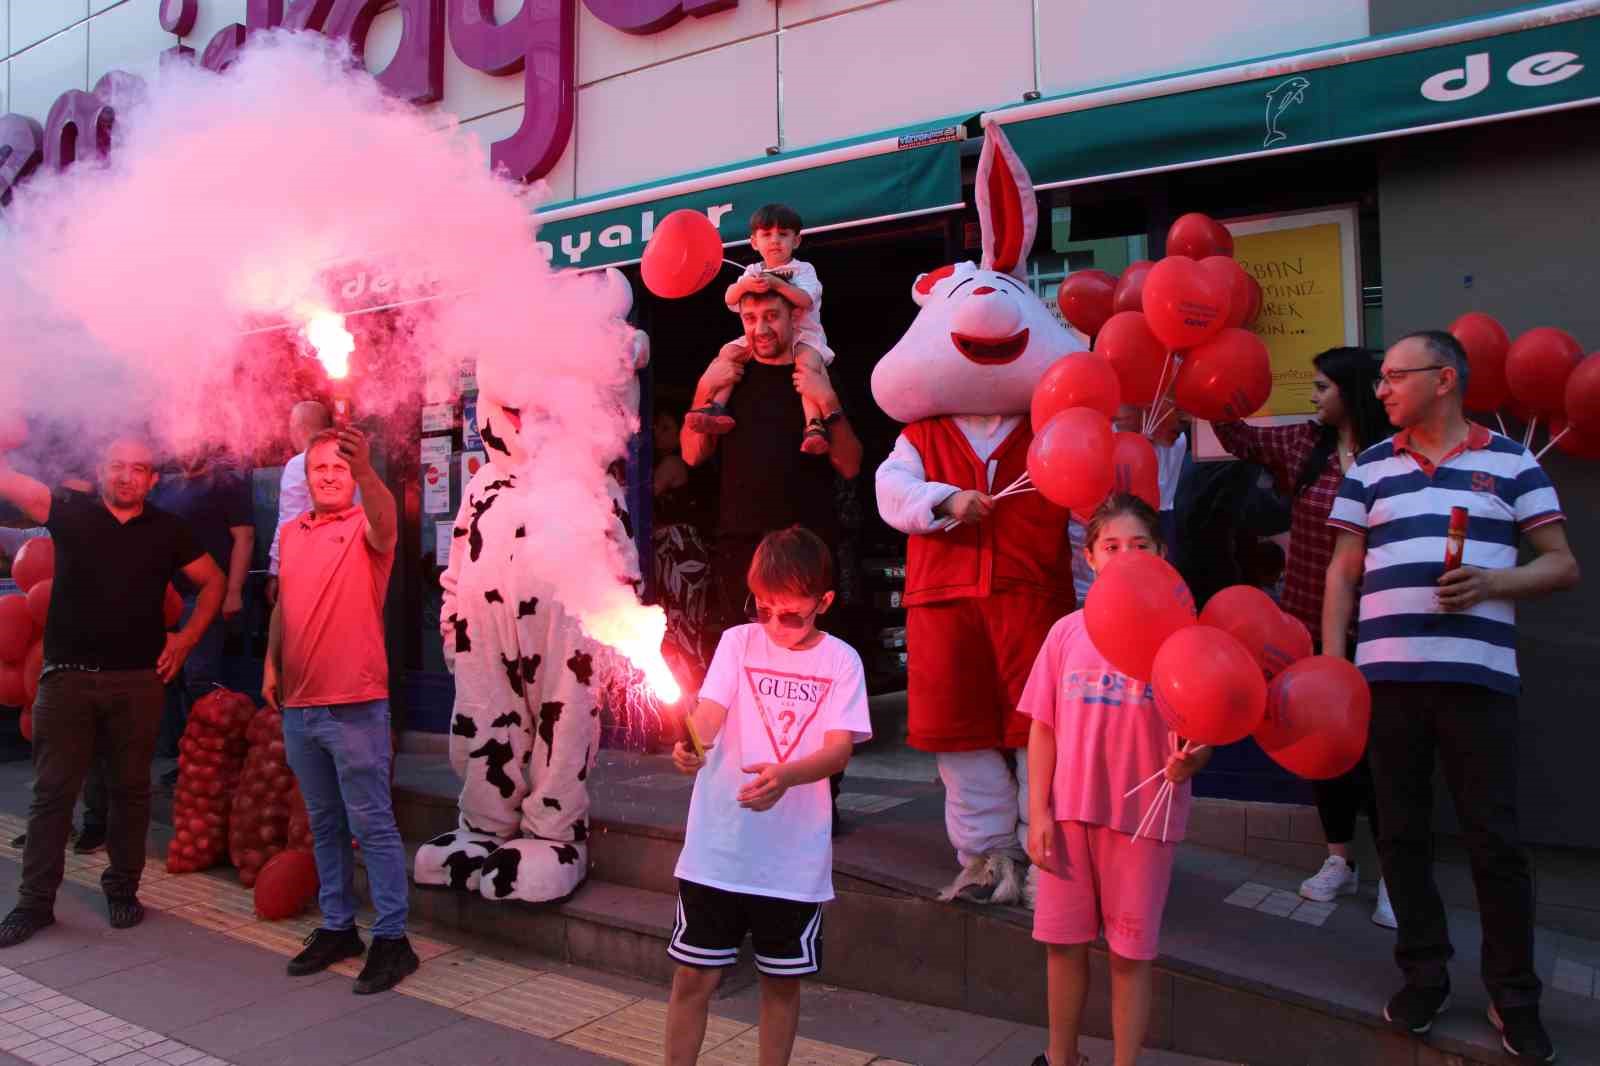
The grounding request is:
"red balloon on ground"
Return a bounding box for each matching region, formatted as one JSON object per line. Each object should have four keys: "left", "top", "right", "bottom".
{"left": 1032, "top": 352, "right": 1121, "bottom": 429}
{"left": 1547, "top": 415, "right": 1600, "bottom": 459}
{"left": 1174, "top": 328, "right": 1273, "bottom": 421}
{"left": 1112, "top": 261, "right": 1156, "bottom": 315}
{"left": 1257, "top": 656, "right": 1372, "bottom": 780}
{"left": 1563, "top": 354, "right": 1600, "bottom": 434}
{"left": 1152, "top": 626, "right": 1267, "bottom": 746}
{"left": 25, "top": 580, "right": 51, "bottom": 628}
{"left": 1028, "top": 409, "right": 1116, "bottom": 513}
{"left": 640, "top": 209, "right": 725, "bottom": 299}
{"left": 254, "top": 848, "right": 319, "bottom": 920}
{"left": 1084, "top": 552, "right": 1197, "bottom": 683}
{"left": 1110, "top": 432, "right": 1161, "bottom": 511}
{"left": 19, "top": 710, "right": 32, "bottom": 743}
{"left": 1142, "top": 257, "right": 1229, "bottom": 350}
{"left": 1199, "top": 586, "right": 1305, "bottom": 679}
{"left": 165, "top": 584, "right": 184, "bottom": 629}
{"left": 1057, "top": 270, "right": 1118, "bottom": 337}
{"left": 0, "top": 661, "right": 25, "bottom": 707}
{"left": 1450, "top": 312, "right": 1511, "bottom": 413}
{"left": 1505, "top": 326, "right": 1582, "bottom": 416}
{"left": 10, "top": 539, "right": 54, "bottom": 593}
{"left": 1095, "top": 311, "right": 1170, "bottom": 405}
{"left": 1198, "top": 256, "right": 1255, "bottom": 330}
{"left": 1166, "top": 213, "right": 1231, "bottom": 260}
{"left": 0, "top": 596, "right": 37, "bottom": 663}
{"left": 22, "top": 641, "right": 43, "bottom": 706}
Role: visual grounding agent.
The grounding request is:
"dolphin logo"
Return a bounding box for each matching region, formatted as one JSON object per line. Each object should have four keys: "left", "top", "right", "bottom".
{"left": 1263, "top": 76, "right": 1310, "bottom": 148}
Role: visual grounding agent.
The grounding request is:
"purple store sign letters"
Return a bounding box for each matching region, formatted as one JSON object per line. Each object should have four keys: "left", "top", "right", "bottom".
{"left": 0, "top": 0, "right": 738, "bottom": 207}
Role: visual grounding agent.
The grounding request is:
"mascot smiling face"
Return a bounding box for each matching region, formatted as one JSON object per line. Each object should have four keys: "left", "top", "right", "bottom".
{"left": 870, "top": 126, "right": 1076, "bottom": 425}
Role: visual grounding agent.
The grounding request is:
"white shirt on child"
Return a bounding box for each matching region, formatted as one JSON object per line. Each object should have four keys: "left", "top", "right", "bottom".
{"left": 675, "top": 624, "right": 872, "bottom": 902}
{"left": 728, "top": 259, "right": 833, "bottom": 364}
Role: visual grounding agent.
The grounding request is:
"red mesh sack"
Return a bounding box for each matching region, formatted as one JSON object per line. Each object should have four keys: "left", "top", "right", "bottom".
{"left": 229, "top": 708, "right": 311, "bottom": 888}
{"left": 165, "top": 689, "right": 254, "bottom": 874}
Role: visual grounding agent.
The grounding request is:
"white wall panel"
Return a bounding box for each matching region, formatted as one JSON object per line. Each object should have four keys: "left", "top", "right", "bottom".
{"left": 577, "top": 0, "right": 774, "bottom": 86}
{"left": 778, "top": 0, "right": 895, "bottom": 29}
{"left": 438, "top": 37, "right": 524, "bottom": 125}
{"left": 458, "top": 104, "right": 578, "bottom": 202}
{"left": 11, "top": 0, "right": 86, "bottom": 54}
{"left": 576, "top": 34, "right": 774, "bottom": 196}
{"left": 1038, "top": 0, "right": 1369, "bottom": 97}
{"left": 0, "top": 0, "right": 10, "bottom": 60}
{"left": 0, "top": 60, "right": 8, "bottom": 113}
{"left": 781, "top": 0, "right": 1032, "bottom": 149}
{"left": 178, "top": 0, "right": 246, "bottom": 53}
{"left": 89, "top": 0, "right": 169, "bottom": 84}
{"left": 90, "top": 0, "right": 123, "bottom": 14}
{"left": 8, "top": 21, "right": 87, "bottom": 122}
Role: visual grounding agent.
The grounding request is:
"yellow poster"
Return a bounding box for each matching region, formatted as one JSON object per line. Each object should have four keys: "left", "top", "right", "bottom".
{"left": 1233, "top": 222, "right": 1349, "bottom": 417}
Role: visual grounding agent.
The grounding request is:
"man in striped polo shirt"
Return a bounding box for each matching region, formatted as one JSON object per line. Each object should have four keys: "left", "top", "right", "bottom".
{"left": 1324, "top": 331, "right": 1579, "bottom": 1062}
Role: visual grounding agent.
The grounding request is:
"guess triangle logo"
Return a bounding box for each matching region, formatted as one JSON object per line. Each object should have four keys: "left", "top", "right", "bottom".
{"left": 743, "top": 668, "right": 832, "bottom": 764}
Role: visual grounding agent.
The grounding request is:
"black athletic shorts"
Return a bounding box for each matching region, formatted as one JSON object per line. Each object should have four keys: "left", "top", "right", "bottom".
{"left": 668, "top": 879, "right": 824, "bottom": 977}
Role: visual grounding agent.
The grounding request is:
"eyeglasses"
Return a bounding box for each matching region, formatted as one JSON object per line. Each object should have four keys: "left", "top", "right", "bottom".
{"left": 745, "top": 595, "right": 821, "bottom": 629}
{"left": 1374, "top": 365, "right": 1447, "bottom": 393}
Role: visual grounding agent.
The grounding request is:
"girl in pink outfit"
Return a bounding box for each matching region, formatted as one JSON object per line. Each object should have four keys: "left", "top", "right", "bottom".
{"left": 1019, "top": 494, "right": 1211, "bottom": 1066}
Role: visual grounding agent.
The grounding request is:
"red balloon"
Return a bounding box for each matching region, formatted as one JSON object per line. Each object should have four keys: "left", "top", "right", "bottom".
{"left": 1084, "top": 552, "right": 1196, "bottom": 683}
{"left": 1564, "top": 354, "right": 1600, "bottom": 434}
{"left": 1256, "top": 656, "right": 1372, "bottom": 780}
{"left": 1166, "top": 213, "right": 1231, "bottom": 260}
{"left": 1057, "top": 270, "right": 1118, "bottom": 337}
{"left": 254, "top": 848, "right": 319, "bottom": 920}
{"left": 1174, "top": 328, "right": 1273, "bottom": 421}
{"left": 1505, "top": 327, "right": 1582, "bottom": 416}
{"left": 19, "top": 710, "right": 32, "bottom": 743}
{"left": 10, "top": 538, "right": 54, "bottom": 593}
{"left": 1032, "top": 352, "right": 1121, "bottom": 429}
{"left": 1198, "top": 586, "right": 1305, "bottom": 680}
{"left": 1151, "top": 626, "right": 1267, "bottom": 746}
{"left": 1239, "top": 274, "right": 1263, "bottom": 327}
{"left": 0, "top": 596, "right": 36, "bottom": 663}
{"left": 1449, "top": 312, "right": 1511, "bottom": 413}
{"left": 0, "top": 661, "right": 24, "bottom": 707}
{"left": 1547, "top": 415, "right": 1600, "bottom": 459}
{"left": 1112, "top": 260, "right": 1156, "bottom": 315}
{"left": 640, "top": 209, "right": 725, "bottom": 300}
{"left": 22, "top": 641, "right": 42, "bottom": 706}
{"left": 25, "top": 580, "right": 51, "bottom": 628}
{"left": 1110, "top": 432, "right": 1160, "bottom": 511}
{"left": 1028, "top": 409, "right": 1116, "bottom": 513}
{"left": 1197, "top": 256, "right": 1254, "bottom": 330}
{"left": 1142, "top": 256, "right": 1229, "bottom": 350}
{"left": 1095, "top": 311, "right": 1171, "bottom": 405}
{"left": 1281, "top": 611, "right": 1314, "bottom": 663}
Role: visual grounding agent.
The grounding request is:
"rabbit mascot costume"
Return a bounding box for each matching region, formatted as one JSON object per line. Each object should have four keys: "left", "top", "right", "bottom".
{"left": 874, "top": 124, "right": 1077, "bottom": 907}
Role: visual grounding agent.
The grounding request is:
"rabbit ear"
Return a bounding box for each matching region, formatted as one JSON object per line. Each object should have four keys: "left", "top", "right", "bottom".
{"left": 976, "top": 122, "right": 1036, "bottom": 279}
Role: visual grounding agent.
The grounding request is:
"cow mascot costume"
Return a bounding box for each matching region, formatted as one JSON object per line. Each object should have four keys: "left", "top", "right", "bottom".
{"left": 413, "top": 271, "right": 648, "bottom": 904}
{"left": 875, "top": 124, "right": 1076, "bottom": 907}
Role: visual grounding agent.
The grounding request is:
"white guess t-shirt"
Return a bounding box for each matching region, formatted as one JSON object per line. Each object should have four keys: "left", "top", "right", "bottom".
{"left": 675, "top": 625, "right": 872, "bottom": 902}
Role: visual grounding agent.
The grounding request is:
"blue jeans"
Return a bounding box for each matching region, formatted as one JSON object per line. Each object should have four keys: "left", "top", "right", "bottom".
{"left": 282, "top": 700, "right": 408, "bottom": 939}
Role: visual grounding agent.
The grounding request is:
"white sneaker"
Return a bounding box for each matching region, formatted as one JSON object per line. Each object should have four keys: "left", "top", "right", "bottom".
{"left": 987, "top": 853, "right": 1024, "bottom": 906}
{"left": 1022, "top": 864, "right": 1039, "bottom": 909}
{"left": 1372, "top": 877, "right": 1397, "bottom": 929}
{"left": 1299, "top": 855, "right": 1359, "bottom": 902}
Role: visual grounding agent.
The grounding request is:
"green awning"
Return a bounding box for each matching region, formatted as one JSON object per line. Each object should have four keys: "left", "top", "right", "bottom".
{"left": 984, "top": 2, "right": 1600, "bottom": 190}
{"left": 534, "top": 119, "right": 968, "bottom": 271}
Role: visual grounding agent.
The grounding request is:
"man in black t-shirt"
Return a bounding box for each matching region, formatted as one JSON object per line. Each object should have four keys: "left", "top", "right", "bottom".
{"left": 0, "top": 437, "right": 225, "bottom": 947}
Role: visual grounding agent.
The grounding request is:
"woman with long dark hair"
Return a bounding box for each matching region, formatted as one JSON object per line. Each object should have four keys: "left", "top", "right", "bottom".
{"left": 1213, "top": 346, "right": 1396, "bottom": 927}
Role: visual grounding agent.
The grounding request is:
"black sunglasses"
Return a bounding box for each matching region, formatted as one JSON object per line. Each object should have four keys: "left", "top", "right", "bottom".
{"left": 745, "top": 594, "right": 822, "bottom": 629}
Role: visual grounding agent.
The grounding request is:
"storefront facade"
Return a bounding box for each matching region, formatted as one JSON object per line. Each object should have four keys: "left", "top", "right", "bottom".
{"left": 3, "top": 0, "right": 1596, "bottom": 846}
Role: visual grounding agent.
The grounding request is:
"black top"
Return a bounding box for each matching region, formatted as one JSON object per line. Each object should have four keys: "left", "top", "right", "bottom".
{"left": 716, "top": 359, "right": 839, "bottom": 543}
{"left": 43, "top": 491, "right": 204, "bottom": 670}
{"left": 149, "top": 463, "right": 252, "bottom": 595}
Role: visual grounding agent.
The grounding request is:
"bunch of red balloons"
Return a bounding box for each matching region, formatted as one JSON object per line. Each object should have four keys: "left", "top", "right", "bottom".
{"left": 1084, "top": 557, "right": 1370, "bottom": 780}
{"left": 1448, "top": 311, "right": 1600, "bottom": 458}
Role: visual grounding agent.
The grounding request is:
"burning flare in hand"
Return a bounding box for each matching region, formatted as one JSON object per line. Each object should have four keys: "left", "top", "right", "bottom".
{"left": 583, "top": 603, "right": 683, "bottom": 705}
{"left": 302, "top": 309, "right": 354, "bottom": 380}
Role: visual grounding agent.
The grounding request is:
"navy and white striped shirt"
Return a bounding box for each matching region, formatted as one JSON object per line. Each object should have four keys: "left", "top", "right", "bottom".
{"left": 1327, "top": 424, "right": 1563, "bottom": 694}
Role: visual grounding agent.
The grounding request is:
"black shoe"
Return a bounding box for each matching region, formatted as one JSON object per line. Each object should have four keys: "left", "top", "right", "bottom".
{"left": 74, "top": 826, "right": 107, "bottom": 854}
{"left": 352, "top": 935, "right": 419, "bottom": 995}
{"left": 1490, "top": 1003, "right": 1557, "bottom": 1062}
{"left": 8, "top": 833, "right": 24, "bottom": 848}
{"left": 1383, "top": 978, "right": 1451, "bottom": 1034}
{"left": 287, "top": 927, "right": 365, "bottom": 977}
{"left": 0, "top": 908, "right": 55, "bottom": 947}
{"left": 107, "top": 897, "right": 145, "bottom": 930}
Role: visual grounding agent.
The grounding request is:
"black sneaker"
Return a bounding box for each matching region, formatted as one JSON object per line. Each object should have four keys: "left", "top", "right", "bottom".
{"left": 107, "top": 897, "right": 145, "bottom": 930}
{"left": 0, "top": 908, "right": 55, "bottom": 948}
{"left": 287, "top": 927, "right": 365, "bottom": 977}
{"left": 74, "top": 826, "right": 108, "bottom": 855}
{"left": 1383, "top": 978, "right": 1451, "bottom": 1034}
{"left": 1489, "top": 1003, "right": 1557, "bottom": 1062}
{"left": 352, "top": 935, "right": 419, "bottom": 995}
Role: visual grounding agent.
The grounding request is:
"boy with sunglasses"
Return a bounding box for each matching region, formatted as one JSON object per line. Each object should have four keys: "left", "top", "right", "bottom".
{"left": 666, "top": 526, "right": 871, "bottom": 1066}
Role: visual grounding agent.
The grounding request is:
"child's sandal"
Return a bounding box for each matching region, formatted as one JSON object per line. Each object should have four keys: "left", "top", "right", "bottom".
{"left": 685, "top": 402, "right": 736, "bottom": 435}
{"left": 801, "top": 418, "right": 831, "bottom": 455}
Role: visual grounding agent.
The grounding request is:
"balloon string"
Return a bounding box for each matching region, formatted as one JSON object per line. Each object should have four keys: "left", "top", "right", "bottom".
{"left": 1133, "top": 780, "right": 1172, "bottom": 842}
{"left": 1535, "top": 426, "right": 1570, "bottom": 461}
{"left": 1144, "top": 353, "right": 1176, "bottom": 436}
{"left": 1495, "top": 412, "right": 1508, "bottom": 437}
{"left": 1523, "top": 415, "right": 1539, "bottom": 450}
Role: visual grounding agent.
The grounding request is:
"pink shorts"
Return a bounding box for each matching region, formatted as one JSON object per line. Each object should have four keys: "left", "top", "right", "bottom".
{"left": 1031, "top": 820, "right": 1176, "bottom": 960}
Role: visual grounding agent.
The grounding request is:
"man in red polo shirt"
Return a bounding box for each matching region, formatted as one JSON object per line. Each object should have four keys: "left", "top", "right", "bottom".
{"left": 263, "top": 427, "right": 416, "bottom": 995}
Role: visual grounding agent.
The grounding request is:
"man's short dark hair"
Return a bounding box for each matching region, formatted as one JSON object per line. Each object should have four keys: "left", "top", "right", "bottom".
{"left": 737, "top": 288, "right": 794, "bottom": 313}
{"left": 750, "top": 203, "right": 802, "bottom": 234}
{"left": 1398, "top": 330, "right": 1471, "bottom": 396}
{"left": 306, "top": 429, "right": 345, "bottom": 460}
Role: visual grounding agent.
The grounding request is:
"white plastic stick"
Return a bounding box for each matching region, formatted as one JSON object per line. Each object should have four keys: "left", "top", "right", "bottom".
{"left": 1143, "top": 354, "right": 1176, "bottom": 436}
{"left": 1523, "top": 415, "right": 1539, "bottom": 450}
{"left": 1122, "top": 765, "right": 1167, "bottom": 799}
{"left": 1161, "top": 783, "right": 1174, "bottom": 843}
{"left": 1496, "top": 412, "right": 1508, "bottom": 436}
{"left": 1133, "top": 781, "right": 1171, "bottom": 842}
{"left": 1536, "top": 426, "right": 1571, "bottom": 460}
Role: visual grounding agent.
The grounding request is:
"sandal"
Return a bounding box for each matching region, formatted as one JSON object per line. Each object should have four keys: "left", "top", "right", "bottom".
{"left": 685, "top": 402, "right": 736, "bottom": 435}
{"left": 801, "top": 418, "right": 831, "bottom": 455}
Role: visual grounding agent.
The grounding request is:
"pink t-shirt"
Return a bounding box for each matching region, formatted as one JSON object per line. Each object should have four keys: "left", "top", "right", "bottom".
{"left": 1017, "top": 610, "right": 1191, "bottom": 840}
{"left": 279, "top": 506, "right": 394, "bottom": 708}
